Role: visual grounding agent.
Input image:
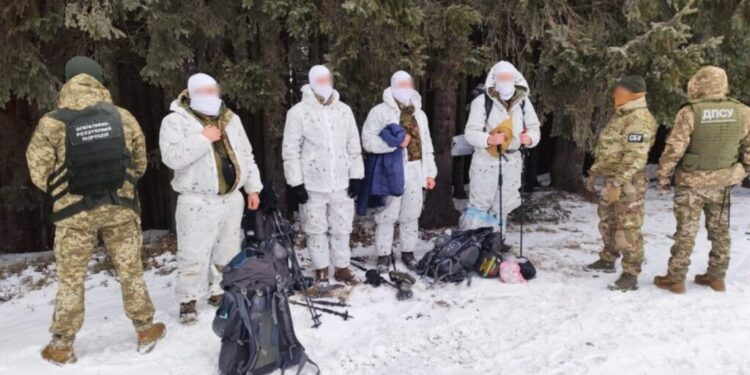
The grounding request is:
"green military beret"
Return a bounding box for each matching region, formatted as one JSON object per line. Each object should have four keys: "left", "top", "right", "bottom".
{"left": 615, "top": 75, "right": 647, "bottom": 93}
{"left": 64, "top": 56, "right": 103, "bottom": 83}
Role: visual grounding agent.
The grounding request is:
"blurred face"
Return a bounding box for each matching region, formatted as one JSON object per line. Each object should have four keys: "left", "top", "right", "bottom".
{"left": 394, "top": 78, "right": 414, "bottom": 90}
{"left": 612, "top": 85, "right": 632, "bottom": 100}
{"left": 194, "top": 84, "right": 220, "bottom": 97}
{"left": 496, "top": 72, "right": 514, "bottom": 85}
{"left": 315, "top": 73, "right": 333, "bottom": 87}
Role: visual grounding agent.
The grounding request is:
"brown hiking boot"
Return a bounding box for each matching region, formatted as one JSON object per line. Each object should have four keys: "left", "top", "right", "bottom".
{"left": 376, "top": 256, "right": 391, "bottom": 274}
{"left": 653, "top": 275, "right": 686, "bottom": 294}
{"left": 401, "top": 252, "right": 418, "bottom": 270}
{"left": 179, "top": 300, "right": 198, "bottom": 325}
{"left": 41, "top": 335, "right": 76, "bottom": 365}
{"left": 583, "top": 259, "right": 616, "bottom": 273}
{"left": 694, "top": 274, "right": 726, "bottom": 292}
{"left": 137, "top": 322, "right": 166, "bottom": 354}
{"left": 314, "top": 267, "right": 329, "bottom": 285}
{"left": 208, "top": 294, "right": 224, "bottom": 307}
{"left": 334, "top": 267, "right": 360, "bottom": 285}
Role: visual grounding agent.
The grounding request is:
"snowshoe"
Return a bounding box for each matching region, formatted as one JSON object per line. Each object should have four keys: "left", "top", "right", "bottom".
{"left": 583, "top": 259, "right": 616, "bottom": 273}
{"left": 180, "top": 300, "right": 198, "bottom": 325}
{"left": 137, "top": 322, "right": 166, "bottom": 354}
{"left": 607, "top": 273, "right": 638, "bottom": 292}
{"left": 41, "top": 335, "right": 77, "bottom": 365}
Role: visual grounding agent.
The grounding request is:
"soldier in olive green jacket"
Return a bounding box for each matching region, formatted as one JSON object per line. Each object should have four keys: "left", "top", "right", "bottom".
{"left": 584, "top": 75, "right": 658, "bottom": 291}
{"left": 654, "top": 66, "right": 750, "bottom": 294}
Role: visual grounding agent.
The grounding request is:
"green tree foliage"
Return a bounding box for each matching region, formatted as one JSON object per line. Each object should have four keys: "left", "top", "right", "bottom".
{"left": 1, "top": 0, "right": 748, "bottom": 251}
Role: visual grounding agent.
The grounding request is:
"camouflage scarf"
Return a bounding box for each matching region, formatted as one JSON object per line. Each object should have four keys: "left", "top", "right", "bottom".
{"left": 398, "top": 103, "right": 422, "bottom": 161}
{"left": 488, "top": 86, "right": 525, "bottom": 110}
{"left": 179, "top": 91, "right": 240, "bottom": 194}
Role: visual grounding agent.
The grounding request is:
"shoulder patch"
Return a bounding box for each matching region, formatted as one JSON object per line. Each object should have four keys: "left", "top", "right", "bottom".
{"left": 627, "top": 133, "right": 644, "bottom": 143}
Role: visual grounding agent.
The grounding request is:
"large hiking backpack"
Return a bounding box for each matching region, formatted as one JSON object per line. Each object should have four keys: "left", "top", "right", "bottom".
{"left": 213, "top": 212, "right": 318, "bottom": 375}
{"left": 46, "top": 101, "right": 138, "bottom": 222}
{"left": 416, "top": 227, "right": 494, "bottom": 283}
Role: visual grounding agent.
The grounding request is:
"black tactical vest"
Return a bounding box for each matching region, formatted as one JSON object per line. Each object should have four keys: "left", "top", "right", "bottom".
{"left": 46, "top": 102, "right": 138, "bottom": 222}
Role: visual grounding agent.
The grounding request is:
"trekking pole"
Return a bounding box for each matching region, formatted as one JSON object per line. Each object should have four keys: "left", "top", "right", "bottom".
{"left": 289, "top": 300, "right": 353, "bottom": 321}
{"left": 519, "top": 147, "right": 526, "bottom": 258}
{"left": 272, "top": 209, "right": 322, "bottom": 328}
{"left": 310, "top": 299, "right": 350, "bottom": 308}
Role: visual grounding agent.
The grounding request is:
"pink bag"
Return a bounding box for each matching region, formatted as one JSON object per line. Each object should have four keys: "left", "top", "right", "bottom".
{"left": 499, "top": 258, "right": 526, "bottom": 284}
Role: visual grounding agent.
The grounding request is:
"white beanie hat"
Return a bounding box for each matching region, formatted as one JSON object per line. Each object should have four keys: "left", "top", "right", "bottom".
{"left": 187, "top": 73, "right": 218, "bottom": 96}
{"left": 308, "top": 65, "right": 331, "bottom": 86}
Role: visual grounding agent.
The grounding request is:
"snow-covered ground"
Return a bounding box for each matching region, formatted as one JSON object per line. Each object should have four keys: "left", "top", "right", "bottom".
{"left": 2, "top": 180, "right": 750, "bottom": 375}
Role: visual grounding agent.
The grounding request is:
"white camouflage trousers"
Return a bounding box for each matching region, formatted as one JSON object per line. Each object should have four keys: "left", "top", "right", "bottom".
{"left": 175, "top": 191, "right": 243, "bottom": 303}
{"left": 374, "top": 160, "right": 424, "bottom": 256}
{"left": 300, "top": 189, "right": 354, "bottom": 269}
{"left": 460, "top": 151, "right": 523, "bottom": 233}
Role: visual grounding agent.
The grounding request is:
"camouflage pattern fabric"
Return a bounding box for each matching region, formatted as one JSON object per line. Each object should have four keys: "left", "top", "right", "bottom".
{"left": 590, "top": 96, "right": 657, "bottom": 276}
{"left": 26, "top": 74, "right": 147, "bottom": 229}
{"left": 590, "top": 96, "right": 658, "bottom": 185}
{"left": 656, "top": 66, "right": 750, "bottom": 188}
{"left": 398, "top": 103, "right": 422, "bottom": 161}
{"left": 597, "top": 171, "right": 648, "bottom": 275}
{"left": 26, "top": 73, "right": 155, "bottom": 340}
{"left": 175, "top": 90, "right": 241, "bottom": 195}
{"left": 666, "top": 186, "right": 732, "bottom": 281}
{"left": 50, "top": 220, "right": 155, "bottom": 338}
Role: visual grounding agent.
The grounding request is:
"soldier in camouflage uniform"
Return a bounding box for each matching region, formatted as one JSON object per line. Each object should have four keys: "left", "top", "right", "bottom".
{"left": 654, "top": 66, "right": 750, "bottom": 294}
{"left": 584, "top": 75, "right": 658, "bottom": 291}
{"left": 26, "top": 57, "right": 165, "bottom": 365}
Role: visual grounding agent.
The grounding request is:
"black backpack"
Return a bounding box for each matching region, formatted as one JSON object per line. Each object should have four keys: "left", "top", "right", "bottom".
{"left": 416, "top": 227, "right": 494, "bottom": 283}
{"left": 213, "top": 213, "right": 318, "bottom": 375}
{"left": 46, "top": 101, "right": 138, "bottom": 222}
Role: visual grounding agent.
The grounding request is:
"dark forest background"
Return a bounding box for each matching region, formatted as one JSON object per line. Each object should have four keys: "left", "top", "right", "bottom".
{"left": 1, "top": 0, "right": 748, "bottom": 253}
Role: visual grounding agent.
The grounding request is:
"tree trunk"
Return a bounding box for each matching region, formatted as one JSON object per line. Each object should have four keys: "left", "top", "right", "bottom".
{"left": 259, "top": 23, "right": 289, "bottom": 214}
{"left": 420, "top": 81, "right": 461, "bottom": 229}
{"left": 550, "top": 137, "right": 585, "bottom": 193}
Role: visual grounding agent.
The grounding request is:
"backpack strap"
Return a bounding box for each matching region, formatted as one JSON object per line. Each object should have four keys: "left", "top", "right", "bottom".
{"left": 484, "top": 92, "right": 493, "bottom": 123}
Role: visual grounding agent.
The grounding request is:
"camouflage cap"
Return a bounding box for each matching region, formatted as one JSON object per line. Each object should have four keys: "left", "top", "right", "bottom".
{"left": 687, "top": 66, "right": 728, "bottom": 100}
{"left": 65, "top": 56, "right": 103, "bottom": 83}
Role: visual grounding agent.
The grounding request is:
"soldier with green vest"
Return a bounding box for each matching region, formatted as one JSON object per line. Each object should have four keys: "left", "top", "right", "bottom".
{"left": 584, "top": 75, "right": 658, "bottom": 291}
{"left": 654, "top": 66, "right": 750, "bottom": 294}
{"left": 26, "top": 56, "right": 165, "bottom": 365}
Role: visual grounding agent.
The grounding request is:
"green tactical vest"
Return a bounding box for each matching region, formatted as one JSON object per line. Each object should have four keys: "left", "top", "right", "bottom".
{"left": 680, "top": 98, "right": 744, "bottom": 172}
{"left": 46, "top": 102, "right": 139, "bottom": 223}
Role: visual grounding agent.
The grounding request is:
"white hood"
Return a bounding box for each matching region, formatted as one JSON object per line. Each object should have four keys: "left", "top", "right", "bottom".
{"left": 484, "top": 61, "right": 531, "bottom": 97}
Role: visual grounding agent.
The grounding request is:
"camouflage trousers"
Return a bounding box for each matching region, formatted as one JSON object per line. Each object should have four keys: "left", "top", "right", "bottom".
{"left": 50, "top": 219, "right": 155, "bottom": 339}
{"left": 597, "top": 172, "right": 648, "bottom": 275}
{"left": 667, "top": 186, "right": 732, "bottom": 281}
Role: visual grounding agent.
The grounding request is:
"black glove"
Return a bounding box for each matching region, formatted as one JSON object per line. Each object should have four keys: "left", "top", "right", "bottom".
{"left": 347, "top": 179, "right": 362, "bottom": 198}
{"left": 291, "top": 184, "right": 309, "bottom": 204}
{"left": 258, "top": 186, "right": 278, "bottom": 213}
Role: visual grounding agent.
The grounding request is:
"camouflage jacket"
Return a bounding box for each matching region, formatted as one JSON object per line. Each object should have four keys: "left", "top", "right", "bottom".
{"left": 26, "top": 74, "right": 147, "bottom": 228}
{"left": 656, "top": 66, "right": 750, "bottom": 188}
{"left": 590, "top": 96, "right": 658, "bottom": 186}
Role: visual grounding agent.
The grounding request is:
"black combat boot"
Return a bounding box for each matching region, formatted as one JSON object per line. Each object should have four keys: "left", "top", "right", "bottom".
{"left": 583, "top": 259, "right": 616, "bottom": 273}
